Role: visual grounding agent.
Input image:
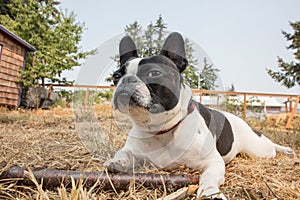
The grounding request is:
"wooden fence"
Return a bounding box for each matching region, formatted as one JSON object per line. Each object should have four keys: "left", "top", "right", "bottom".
{"left": 193, "top": 90, "right": 299, "bottom": 129}
{"left": 46, "top": 84, "right": 299, "bottom": 129}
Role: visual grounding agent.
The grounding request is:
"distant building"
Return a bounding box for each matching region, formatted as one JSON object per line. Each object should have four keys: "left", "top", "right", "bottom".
{"left": 0, "top": 25, "right": 35, "bottom": 107}
{"left": 193, "top": 94, "right": 288, "bottom": 117}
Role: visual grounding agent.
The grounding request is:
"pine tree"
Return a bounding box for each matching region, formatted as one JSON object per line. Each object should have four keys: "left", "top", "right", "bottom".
{"left": 124, "top": 21, "right": 143, "bottom": 55}
{"left": 182, "top": 38, "right": 199, "bottom": 88}
{"left": 153, "top": 15, "right": 167, "bottom": 53}
{"left": 198, "top": 58, "right": 220, "bottom": 90}
{"left": 267, "top": 21, "right": 300, "bottom": 88}
{"left": 108, "top": 16, "right": 220, "bottom": 90}
{"left": 228, "top": 84, "right": 235, "bottom": 92}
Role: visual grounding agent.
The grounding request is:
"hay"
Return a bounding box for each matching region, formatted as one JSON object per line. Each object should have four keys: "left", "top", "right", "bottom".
{"left": 0, "top": 106, "right": 299, "bottom": 199}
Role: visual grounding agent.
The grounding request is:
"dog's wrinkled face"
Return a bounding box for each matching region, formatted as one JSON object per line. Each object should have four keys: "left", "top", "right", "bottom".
{"left": 113, "top": 56, "right": 181, "bottom": 114}
{"left": 112, "top": 32, "right": 188, "bottom": 125}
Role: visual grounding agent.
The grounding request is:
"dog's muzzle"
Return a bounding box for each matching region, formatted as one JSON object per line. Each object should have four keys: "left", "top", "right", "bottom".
{"left": 113, "top": 75, "right": 152, "bottom": 113}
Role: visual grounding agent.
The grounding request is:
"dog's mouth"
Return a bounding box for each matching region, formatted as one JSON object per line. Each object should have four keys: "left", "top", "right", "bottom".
{"left": 114, "top": 91, "right": 165, "bottom": 114}
{"left": 115, "top": 92, "right": 145, "bottom": 113}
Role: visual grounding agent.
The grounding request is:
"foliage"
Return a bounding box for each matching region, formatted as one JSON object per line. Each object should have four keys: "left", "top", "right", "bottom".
{"left": 198, "top": 58, "right": 220, "bottom": 90}
{"left": 108, "top": 15, "right": 220, "bottom": 90}
{"left": 223, "top": 96, "right": 264, "bottom": 117}
{"left": 228, "top": 84, "right": 235, "bottom": 92}
{"left": 246, "top": 96, "right": 264, "bottom": 114}
{"left": 267, "top": 21, "right": 300, "bottom": 88}
{"left": 182, "top": 38, "right": 199, "bottom": 88}
{"left": 70, "top": 89, "right": 113, "bottom": 107}
{"left": 0, "top": 0, "right": 12, "bottom": 17}
{"left": 60, "top": 90, "right": 71, "bottom": 102}
{"left": 52, "top": 89, "right": 113, "bottom": 108}
{"left": 223, "top": 96, "right": 241, "bottom": 116}
{"left": 124, "top": 15, "right": 167, "bottom": 57}
{"left": 223, "top": 82, "right": 264, "bottom": 117}
{"left": 0, "top": 0, "right": 94, "bottom": 86}
{"left": 95, "top": 90, "right": 113, "bottom": 102}
{"left": 53, "top": 89, "right": 73, "bottom": 107}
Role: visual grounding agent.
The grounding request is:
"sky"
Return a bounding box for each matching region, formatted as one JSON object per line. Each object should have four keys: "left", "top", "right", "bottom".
{"left": 59, "top": 0, "right": 300, "bottom": 95}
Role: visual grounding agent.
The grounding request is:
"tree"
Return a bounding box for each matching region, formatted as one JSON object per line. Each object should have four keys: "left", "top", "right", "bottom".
{"left": 198, "top": 58, "right": 220, "bottom": 90}
{"left": 0, "top": 0, "right": 12, "bottom": 18}
{"left": 124, "top": 15, "right": 167, "bottom": 57}
{"left": 0, "top": 0, "right": 94, "bottom": 86}
{"left": 182, "top": 38, "right": 199, "bottom": 89}
{"left": 109, "top": 15, "right": 220, "bottom": 90}
{"left": 267, "top": 21, "right": 300, "bottom": 88}
{"left": 228, "top": 84, "right": 235, "bottom": 92}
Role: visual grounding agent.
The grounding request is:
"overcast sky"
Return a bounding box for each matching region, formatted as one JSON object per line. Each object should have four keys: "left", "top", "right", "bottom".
{"left": 60, "top": 0, "right": 299, "bottom": 94}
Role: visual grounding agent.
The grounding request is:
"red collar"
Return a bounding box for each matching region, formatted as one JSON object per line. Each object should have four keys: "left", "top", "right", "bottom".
{"left": 148, "top": 99, "right": 195, "bottom": 135}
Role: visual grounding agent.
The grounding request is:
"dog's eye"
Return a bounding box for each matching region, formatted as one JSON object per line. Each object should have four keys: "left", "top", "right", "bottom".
{"left": 113, "top": 72, "right": 122, "bottom": 85}
{"left": 113, "top": 73, "right": 121, "bottom": 79}
{"left": 148, "top": 70, "right": 161, "bottom": 77}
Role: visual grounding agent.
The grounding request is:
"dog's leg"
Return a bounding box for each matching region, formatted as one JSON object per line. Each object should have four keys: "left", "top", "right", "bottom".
{"left": 274, "top": 143, "right": 295, "bottom": 155}
{"left": 104, "top": 146, "right": 137, "bottom": 172}
{"left": 225, "top": 112, "right": 295, "bottom": 158}
{"left": 197, "top": 149, "right": 227, "bottom": 200}
{"left": 240, "top": 132, "right": 295, "bottom": 158}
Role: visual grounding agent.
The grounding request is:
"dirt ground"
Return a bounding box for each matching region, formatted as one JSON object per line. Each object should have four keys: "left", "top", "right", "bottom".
{"left": 0, "top": 106, "right": 299, "bottom": 200}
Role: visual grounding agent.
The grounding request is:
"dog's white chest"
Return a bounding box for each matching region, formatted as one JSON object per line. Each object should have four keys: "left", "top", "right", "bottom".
{"left": 126, "top": 111, "right": 216, "bottom": 169}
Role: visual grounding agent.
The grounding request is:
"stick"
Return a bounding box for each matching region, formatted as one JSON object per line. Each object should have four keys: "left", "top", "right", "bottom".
{"left": 0, "top": 164, "right": 199, "bottom": 191}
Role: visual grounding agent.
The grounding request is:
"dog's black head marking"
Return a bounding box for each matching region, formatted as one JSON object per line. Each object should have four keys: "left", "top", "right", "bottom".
{"left": 113, "top": 32, "right": 189, "bottom": 114}
{"left": 113, "top": 32, "right": 188, "bottom": 86}
{"left": 160, "top": 32, "right": 188, "bottom": 73}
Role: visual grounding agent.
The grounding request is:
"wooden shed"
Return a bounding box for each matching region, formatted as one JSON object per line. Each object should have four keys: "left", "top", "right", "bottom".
{"left": 0, "top": 25, "right": 36, "bottom": 107}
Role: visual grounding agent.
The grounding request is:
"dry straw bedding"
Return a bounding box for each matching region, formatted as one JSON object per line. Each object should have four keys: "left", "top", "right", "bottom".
{"left": 0, "top": 106, "right": 299, "bottom": 199}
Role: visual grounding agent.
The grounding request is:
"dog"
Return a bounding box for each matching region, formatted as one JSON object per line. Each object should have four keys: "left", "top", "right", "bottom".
{"left": 104, "top": 32, "right": 294, "bottom": 199}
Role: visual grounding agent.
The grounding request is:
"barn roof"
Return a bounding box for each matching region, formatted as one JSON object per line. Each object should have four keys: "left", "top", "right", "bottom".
{"left": 0, "top": 25, "right": 36, "bottom": 52}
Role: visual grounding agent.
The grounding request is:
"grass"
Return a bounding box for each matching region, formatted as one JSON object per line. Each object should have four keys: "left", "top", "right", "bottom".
{"left": 0, "top": 105, "right": 299, "bottom": 199}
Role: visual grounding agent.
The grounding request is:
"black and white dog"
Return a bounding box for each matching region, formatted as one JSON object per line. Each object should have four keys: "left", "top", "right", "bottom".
{"left": 104, "top": 32, "right": 294, "bottom": 199}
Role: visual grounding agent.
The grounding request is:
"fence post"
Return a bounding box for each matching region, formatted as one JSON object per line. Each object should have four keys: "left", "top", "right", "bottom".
{"left": 286, "top": 95, "right": 299, "bottom": 129}
{"left": 85, "top": 88, "right": 89, "bottom": 107}
{"left": 47, "top": 84, "right": 53, "bottom": 99}
{"left": 199, "top": 90, "right": 203, "bottom": 103}
{"left": 243, "top": 93, "right": 247, "bottom": 121}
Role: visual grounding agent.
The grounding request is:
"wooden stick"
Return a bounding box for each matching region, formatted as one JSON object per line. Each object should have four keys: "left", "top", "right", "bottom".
{"left": 0, "top": 164, "right": 199, "bottom": 191}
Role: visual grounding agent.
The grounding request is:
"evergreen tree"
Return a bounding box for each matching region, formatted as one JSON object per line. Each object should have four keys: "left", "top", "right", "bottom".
{"left": 153, "top": 15, "right": 167, "bottom": 53}
{"left": 198, "top": 58, "right": 220, "bottom": 90}
{"left": 267, "top": 21, "right": 300, "bottom": 88}
{"left": 228, "top": 84, "right": 235, "bottom": 92}
{"left": 109, "top": 15, "right": 221, "bottom": 90}
{"left": 143, "top": 22, "right": 156, "bottom": 57}
{"left": 0, "top": 0, "right": 94, "bottom": 86}
{"left": 124, "top": 21, "right": 143, "bottom": 55}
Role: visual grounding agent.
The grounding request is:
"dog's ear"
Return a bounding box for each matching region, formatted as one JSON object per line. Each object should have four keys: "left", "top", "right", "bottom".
{"left": 119, "top": 36, "right": 138, "bottom": 66}
{"left": 160, "top": 32, "right": 188, "bottom": 73}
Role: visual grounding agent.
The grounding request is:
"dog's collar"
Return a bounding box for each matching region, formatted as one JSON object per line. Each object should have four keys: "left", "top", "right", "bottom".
{"left": 148, "top": 98, "right": 195, "bottom": 135}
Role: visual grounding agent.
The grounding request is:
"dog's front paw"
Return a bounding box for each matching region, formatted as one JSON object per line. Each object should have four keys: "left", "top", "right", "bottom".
{"left": 104, "top": 159, "right": 130, "bottom": 173}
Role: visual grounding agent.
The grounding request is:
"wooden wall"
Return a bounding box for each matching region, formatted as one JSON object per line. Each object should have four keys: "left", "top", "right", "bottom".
{"left": 0, "top": 32, "right": 26, "bottom": 107}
